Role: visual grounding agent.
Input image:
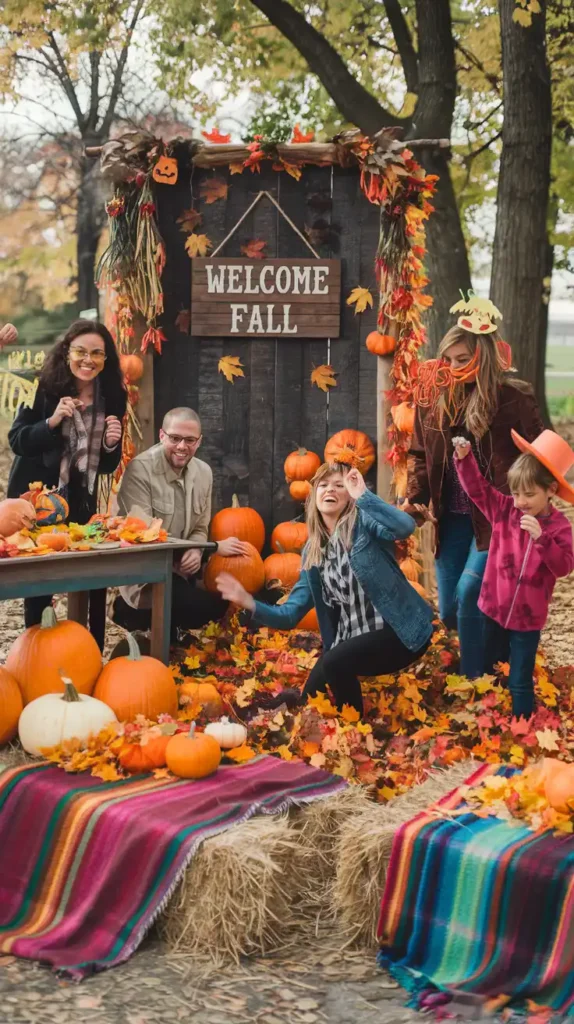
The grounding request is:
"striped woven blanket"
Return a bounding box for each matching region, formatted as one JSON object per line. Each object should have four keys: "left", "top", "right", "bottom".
{"left": 0, "top": 756, "right": 345, "bottom": 978}
{"left": 378, "top": 763, "right": 574, "bottom": 1016}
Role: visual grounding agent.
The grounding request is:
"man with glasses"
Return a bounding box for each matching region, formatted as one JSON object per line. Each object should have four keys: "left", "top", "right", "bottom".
{"left": 112, "top": 407, "right": 249, "bottom": 641}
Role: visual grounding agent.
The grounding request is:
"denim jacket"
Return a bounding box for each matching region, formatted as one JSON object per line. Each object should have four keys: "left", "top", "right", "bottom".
{"left": 252, "top": 491, "right": 434, "bottom": 652}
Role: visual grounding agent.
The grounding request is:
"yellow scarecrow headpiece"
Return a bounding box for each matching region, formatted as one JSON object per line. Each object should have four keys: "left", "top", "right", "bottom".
{"left": 449, "top": 290, "right": 502, "bottom": 336}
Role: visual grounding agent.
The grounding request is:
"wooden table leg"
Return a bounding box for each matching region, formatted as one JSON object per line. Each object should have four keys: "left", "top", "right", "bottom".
{"left": 151, "top": 562, "right": 173, "bottom": 664}
{"left": 68, "top": 590, "right": 89, "bottom": 625}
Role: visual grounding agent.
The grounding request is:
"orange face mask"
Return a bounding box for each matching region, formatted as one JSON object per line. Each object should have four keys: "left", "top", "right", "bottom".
{"left": 413, "top": 340, "right": 512, "bottom": 413}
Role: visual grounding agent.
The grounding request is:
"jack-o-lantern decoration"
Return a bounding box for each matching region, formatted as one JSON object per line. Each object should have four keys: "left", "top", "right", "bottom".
{"left": 152, "top": 155, "right": 178, "bottom": 185}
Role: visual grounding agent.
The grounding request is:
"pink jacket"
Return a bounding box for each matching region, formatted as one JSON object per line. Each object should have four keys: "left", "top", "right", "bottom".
{"left": 455, "top": 452, "right": 574, "bottom": 631}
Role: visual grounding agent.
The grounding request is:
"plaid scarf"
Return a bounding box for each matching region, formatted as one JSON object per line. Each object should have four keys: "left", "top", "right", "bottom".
{"left": 59, "top": 381, "right": 106, "bottom": 496}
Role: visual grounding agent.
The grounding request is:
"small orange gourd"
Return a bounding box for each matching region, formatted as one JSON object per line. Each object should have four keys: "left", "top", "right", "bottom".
{"left": 165, "top": 722, "right": 221, "bottom": 779}
{"left": 296, "top": 607, "right": 320, "bottom": 631}
{"left": 545, "top": 764, "right": 574, "bottom": 813}
{"left": 119, "top": 734, "right": 171, "bottom": 773}
{"left": 289, "top": 480, "right": 312, "bottom": 502}
{"left": 284, "top": 448, "right": 321, "bottom": 482}
{"left": 204, "top": 541, "right": 265, "bottom": 594}
{"left": 365, "top": 331, "right": 396, "bottom": 356}
{"left": 119, "top": 353, "right": 144, "bottom": 383}
{"left": 93, "top": 633, "right": 178, "bottom": 721}
{"left": 400, "top": 557, "right": 422, "bottom": 582}
{"left": 391, "top": 402, "right": 415, "bottom": 435}
{"left": 178, "top": 681, "right": 223, "bottom": 716}
{"left": 39, "top": 531, "right": 70, "bottom": 552}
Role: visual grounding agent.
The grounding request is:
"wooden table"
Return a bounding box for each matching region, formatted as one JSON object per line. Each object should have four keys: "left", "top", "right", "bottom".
{"left": 0, "top": 540, "right": 216, "bottom": 664}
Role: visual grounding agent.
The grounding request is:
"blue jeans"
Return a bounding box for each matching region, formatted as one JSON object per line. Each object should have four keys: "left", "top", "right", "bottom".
{"left": 435, "top": 512, "right": 488, "bottom": 679}
{"left": 483, "top": 616, "right": 539, "bottom": 719}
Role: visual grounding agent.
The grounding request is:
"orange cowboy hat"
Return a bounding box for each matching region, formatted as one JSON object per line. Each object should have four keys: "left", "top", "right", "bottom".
{"left": 511, "top": 429, "right": 574, "bottom": 504}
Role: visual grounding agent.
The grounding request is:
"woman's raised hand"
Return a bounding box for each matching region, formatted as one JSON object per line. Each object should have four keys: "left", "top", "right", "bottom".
{"left": 344, "top": 467, "right": 367, "bottom": 500}
{"left": 48, "top": 397, "right": 79, "bottom": 429}
{"left": 215, "top": 571, "right": 256, "bottom": 613}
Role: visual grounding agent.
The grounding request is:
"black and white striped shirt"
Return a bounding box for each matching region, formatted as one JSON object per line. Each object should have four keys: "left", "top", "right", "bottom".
{"left": 321, "top": 534, "right": 385, "bottom": 646}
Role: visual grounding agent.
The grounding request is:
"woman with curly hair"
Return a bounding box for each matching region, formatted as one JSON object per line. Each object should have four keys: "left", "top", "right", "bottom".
{"left": 8, "top": 318, "right": 127, "bottom": 648}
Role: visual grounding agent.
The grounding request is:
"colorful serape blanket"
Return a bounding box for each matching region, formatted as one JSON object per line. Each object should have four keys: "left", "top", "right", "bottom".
{"left": 0, "top": 755, "right": 345, "bottom": 978}
{"left": 377, "top": 763, "right": 574, "bottom": 1017}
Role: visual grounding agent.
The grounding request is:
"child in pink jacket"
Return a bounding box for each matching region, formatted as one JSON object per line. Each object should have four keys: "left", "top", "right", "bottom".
{"left": 454, "top": 429, "right": 574, "bottom": 719}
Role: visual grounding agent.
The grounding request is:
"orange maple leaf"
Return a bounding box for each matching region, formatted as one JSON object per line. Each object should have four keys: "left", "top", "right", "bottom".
{"left": 176, "top": 208, "right": 202, "bottom": 233}
{"left": 291, "top": 124, "right": 315, "bottom": 144}
{"left": 310, "top": 364, "right": 337, "bottom": 391}
{"left": 200, "top": 178, "right": 229, "bottom": 204}
{"left": 341, "top": 704, "right": 361, "bottom": 724}
{"left": 201, "top": 127, "right": 232, "bottom": 144}
{"left": 185, "top": 233, "right": 212, "bottom": 258}
{"left": 346, "top": 286, "right": 374, "bottom": 314}
{"left": 218, "top": 355, "right": 244, "bottom": 383}
{"left": 226, "top": 743, "right": 257, "bottom": 763}
{"left": 301, "top": 740, "right": 321, "bottom": 758}
{"left": 240, "top": 238, "right": 267, "bottom": 259}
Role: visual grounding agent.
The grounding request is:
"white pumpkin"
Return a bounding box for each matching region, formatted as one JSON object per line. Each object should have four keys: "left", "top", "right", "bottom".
{"left": 204, "top": 716, "right": 247, "bottom": 750}
{"left": 18, "top": 677, "right": 117, "bottom": 756}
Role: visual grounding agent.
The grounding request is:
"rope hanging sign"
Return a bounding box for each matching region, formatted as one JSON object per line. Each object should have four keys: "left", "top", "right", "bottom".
{"left": 191, "top": 191, "right": 341, "bottom": 339}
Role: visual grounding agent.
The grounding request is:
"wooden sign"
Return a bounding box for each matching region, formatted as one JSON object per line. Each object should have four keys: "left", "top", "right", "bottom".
{"left": 191, "top": 258, "right": 341, "bottom": 338}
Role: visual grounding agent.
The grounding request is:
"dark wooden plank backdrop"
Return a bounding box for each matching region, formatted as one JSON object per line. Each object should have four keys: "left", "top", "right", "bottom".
{"left": 154, "top": 158, "right": 379, "bottom": 548}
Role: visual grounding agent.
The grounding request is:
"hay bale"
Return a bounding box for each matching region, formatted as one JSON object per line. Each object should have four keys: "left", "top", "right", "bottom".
{"left": 332, "top": 762, "right": 475, "bottom": 949}
{"left": 157, "top": 813, "right": 305, "bottom": 963}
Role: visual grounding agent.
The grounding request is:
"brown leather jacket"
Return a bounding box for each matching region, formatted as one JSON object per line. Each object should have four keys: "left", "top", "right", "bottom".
{"left": 406, "top": 383, "right": 544, "bottom": 551}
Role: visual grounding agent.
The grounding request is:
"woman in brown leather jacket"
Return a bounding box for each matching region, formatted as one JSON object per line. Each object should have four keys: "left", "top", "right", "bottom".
{"left": 404, "top": 322, "right": 544, "bottom": 679}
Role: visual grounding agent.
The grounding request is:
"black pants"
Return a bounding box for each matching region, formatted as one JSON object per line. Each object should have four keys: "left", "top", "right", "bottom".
{"left": 24, "top": 591, "right": 107, "bottom": 652}
{"left": 303, "top": 622, "right": 430, "bottom": 715}
{"left": 113, "top": 573, "right": 228, "bottom": 639}
{"left": 483, "top": 616, "right": 540, "bottom": 720}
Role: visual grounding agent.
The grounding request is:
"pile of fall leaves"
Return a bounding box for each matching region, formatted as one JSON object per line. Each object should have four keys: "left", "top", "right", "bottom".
{"left": 1, "top": 514, "right": 168, "bottom": 559}
{"left": 43, "top": 614, "right": 574, "bottom": 827}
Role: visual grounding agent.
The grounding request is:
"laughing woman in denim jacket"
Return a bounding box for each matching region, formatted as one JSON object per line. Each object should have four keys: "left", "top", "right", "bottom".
{"left": 216, "top": 463, "right": 433, "bottom": 716}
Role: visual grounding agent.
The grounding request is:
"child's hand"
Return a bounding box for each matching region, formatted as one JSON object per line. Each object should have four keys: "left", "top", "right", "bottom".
{"left": 403, "top": 501, "right": 438, "bottom": 526}
{"left": 452, "top": 436, "right": 471, "bottom": 460}
{"left": 520, "top": 515, "right": 542, "bottom": 541}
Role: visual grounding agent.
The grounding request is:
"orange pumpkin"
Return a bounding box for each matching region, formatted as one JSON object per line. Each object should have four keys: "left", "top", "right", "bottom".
{"left": 365, "top": 331, "right": 396, "bottom": 356}
{"left": 179, "top": 681, "right": 223, "bottom": 716}
{"left": 391, "top": 402, "right": 415, "bottom": 435}
{"left": 152, "top": 155, "right": 178, "bottom": 184}
{"left": 0, "top": 498, "right": 36, "bottom": 536}
{"left": 0, "top": 666, "right": 24, "bottom": 746}
{"left": 165, "top": 722, "right": 221, "bottom": 779}
{"left": 94, "top": 633, "right": 178, "bottom": 721}
{"left": 204, "top": 541, "right": 265, "bottom": 594}
{"left": 210, "top": 495, "right": 265, "bottom": 553}
{"left": 296, "top": 607, "right": 319, "bottom": 631}
{"left": 119, "top": 734, "right": 171, "bottom": 773}
{"left": 39, "top": 532, "right": 70, "bottom": 552}
{"left": 6, "top": 606, "right": 101, "bottom": 705}
{"left": 400, "top": 557, "right": 422, "bottom": 582}
{"left": 284, "top": 448, "right": 321, "bottom": 482}
{"left": 545, "top": 764, "right": 574, "bottom": 813}
{"left": 270, "top": 521, "right": 308, "bottom": 553}
{"left": 289, "top": 480, "right": 312, "bottom": 502}
{"left": 264, "top": 552, "right": 301, "bottom": 590}
{"left": 324, "top": 430, "right": 375, "bottom": 475}
{"left": 119, "top": 353, "right": 144, "bottom": 383}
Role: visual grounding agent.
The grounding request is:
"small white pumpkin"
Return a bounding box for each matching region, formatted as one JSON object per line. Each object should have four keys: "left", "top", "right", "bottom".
{"left": 18, "top": 676, "right": 117, "bottom": 756}
{"left": 204, "top": 716, "right": 247, "bottom": 750}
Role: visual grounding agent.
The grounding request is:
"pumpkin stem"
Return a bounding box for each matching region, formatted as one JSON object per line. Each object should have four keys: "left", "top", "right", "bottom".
{"left": 125, "top": 632, "right": 143, "bottom": 662}
{"left": 41, "top": 605, "right": 58, "bottom": 630}
{"left": 231, "top": 494, "right": 240, "bottom": 508}
{"left": 188, "top": 722, "right": 196, "bottom": 738}
{"left": 296, "top": 448, "right": 308, "bottom": 456}
{"left": 59, "top": 673, "right": 81, "bottom": 703}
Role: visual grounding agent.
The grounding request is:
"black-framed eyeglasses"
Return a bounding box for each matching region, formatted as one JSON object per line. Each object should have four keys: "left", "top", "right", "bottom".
{"left": 163, "top": 432, "right": 201, "bottom": 447}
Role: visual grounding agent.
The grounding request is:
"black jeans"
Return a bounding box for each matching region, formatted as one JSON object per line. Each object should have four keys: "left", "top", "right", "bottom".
{"left": 483, "top": 616, "right": 540, "bottom": 719}
{"left": 113, "top": 573, "right": 228, "bottom": 639}
{"left": 303, "top": 623, "right": 431, "bottom": 715}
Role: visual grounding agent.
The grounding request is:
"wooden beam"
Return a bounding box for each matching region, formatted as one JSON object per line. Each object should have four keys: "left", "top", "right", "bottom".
{"left": 85, "top": 138, "right": 451, "bottom": 164}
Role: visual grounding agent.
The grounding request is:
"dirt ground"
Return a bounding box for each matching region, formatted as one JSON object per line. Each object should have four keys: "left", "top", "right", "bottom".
{"left": 1, "top": 420, "right": 573, "bottom": 1022}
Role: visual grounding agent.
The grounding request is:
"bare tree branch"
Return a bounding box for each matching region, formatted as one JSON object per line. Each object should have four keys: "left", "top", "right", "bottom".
{"left": 247, "top": 0, "right": 408, "bottom": 134}
{"left": 87, "top": 50, "right": 101, "bottom": 133}
{"left": 382, "top": 0, "right": 418, "bottom": 92}
{"left": 45, "top": 33, "right": 86, "bottom": 131}
{"left": 101, "top": 0, "right": 147, "bottom": 136}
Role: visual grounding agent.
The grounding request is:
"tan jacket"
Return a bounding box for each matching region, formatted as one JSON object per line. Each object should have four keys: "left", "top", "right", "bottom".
{"left": 117, "top": 443, "right": 213, "bottom": 608}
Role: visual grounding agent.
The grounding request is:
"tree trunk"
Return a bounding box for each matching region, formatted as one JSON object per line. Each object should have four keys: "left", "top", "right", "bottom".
{"left": 491, "top": 0, "right": 552, "bottom": 413}
{"left": 410, "top": 0, "right": 472, "bottom": 350}
{"left": 76, "top": 150, "right": 106, "bottom": 313}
